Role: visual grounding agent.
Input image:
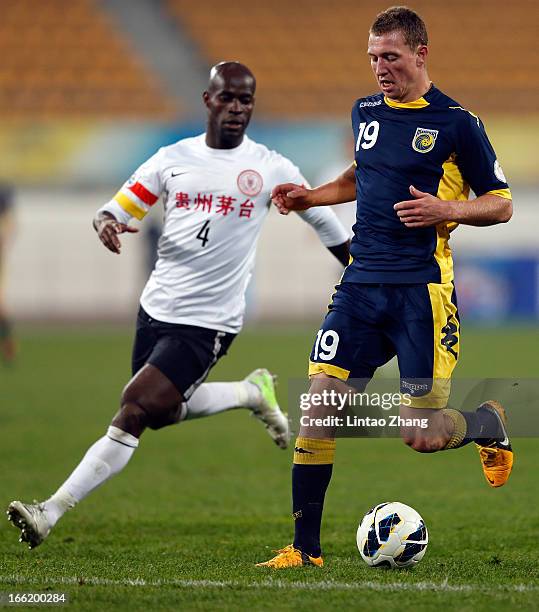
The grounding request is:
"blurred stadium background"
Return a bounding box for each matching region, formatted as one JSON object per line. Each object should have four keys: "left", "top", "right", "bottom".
{"left": 1, "top": 0, "right": 538, "bottom": 326}
{"left": 1, "top": 3, "right": 538, "bottom": 606}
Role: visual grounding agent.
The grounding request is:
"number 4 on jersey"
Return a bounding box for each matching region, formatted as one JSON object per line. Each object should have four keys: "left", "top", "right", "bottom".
{"left": 196, "top": 220, "right": 210, "bottom": 247}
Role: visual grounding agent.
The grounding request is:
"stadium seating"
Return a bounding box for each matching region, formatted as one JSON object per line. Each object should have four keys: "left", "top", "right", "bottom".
{"left": 167, "top": 0, "right": 538, "bottom": 117}
{"left": 0, "top": 0, "right": 176, "bottom": 119}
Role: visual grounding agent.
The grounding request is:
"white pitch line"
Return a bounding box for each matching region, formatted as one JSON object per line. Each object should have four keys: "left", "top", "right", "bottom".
{"left": 0, "top": 575, "right": 537, "bottom": 594}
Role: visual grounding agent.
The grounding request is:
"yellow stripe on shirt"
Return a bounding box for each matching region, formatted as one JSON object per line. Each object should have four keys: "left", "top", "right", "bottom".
{"left": 113, "top": 191, "right": 147, "bottom": 220}
{"left": 434, "top": 154, "right": 470, "bottom": 284}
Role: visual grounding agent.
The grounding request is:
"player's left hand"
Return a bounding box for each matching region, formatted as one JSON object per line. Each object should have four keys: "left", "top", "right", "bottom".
{"left": 394, "top": 186, "right": 452, "bottom": 228}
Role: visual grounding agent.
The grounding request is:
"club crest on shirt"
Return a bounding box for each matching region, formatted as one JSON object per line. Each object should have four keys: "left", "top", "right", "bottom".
{"left": 237, "top": 169, "right": 263, "bottom": 196}
{"left": 412, "top": 128, "right": 439, "bottom": 153}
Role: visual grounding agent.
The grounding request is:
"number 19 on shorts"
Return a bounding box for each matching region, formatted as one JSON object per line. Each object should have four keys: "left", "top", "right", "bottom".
{"left": 313, "top": 330, "right": 340, "bottom": 361}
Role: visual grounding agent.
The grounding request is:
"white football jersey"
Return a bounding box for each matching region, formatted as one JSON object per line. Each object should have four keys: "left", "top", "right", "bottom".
{"left": 100, "top": 134, "right": 349, "bottom": 333}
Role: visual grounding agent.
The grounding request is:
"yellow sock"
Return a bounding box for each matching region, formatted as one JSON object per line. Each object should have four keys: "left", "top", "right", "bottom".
{"left": 442, "top": 408, "right": 467, "bottom": 449}
{"left": 293, "top": 436, "right": 336, "bottom": 465}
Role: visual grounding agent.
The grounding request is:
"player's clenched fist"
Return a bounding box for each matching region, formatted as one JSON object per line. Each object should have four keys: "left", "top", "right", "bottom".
{"left": 271, "top": 183, "right": 312, "bottom": 215}
{"left": 93, "top": 213, "right": 139, "bottom": 254}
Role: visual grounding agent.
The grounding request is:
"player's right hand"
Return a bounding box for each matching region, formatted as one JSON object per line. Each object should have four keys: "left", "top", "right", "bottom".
{"left": 95, "top": 218, "right": 139, "bottom": 254}
{"left": 271, "top": 183, "right": 312, "bottom": 215}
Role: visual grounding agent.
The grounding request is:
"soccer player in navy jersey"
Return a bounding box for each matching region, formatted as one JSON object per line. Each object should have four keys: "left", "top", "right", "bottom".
{"left": 258, "top": 6, "right": 514, "bottom": 568}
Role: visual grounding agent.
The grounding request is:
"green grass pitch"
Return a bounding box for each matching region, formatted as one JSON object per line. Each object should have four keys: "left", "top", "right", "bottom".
{"left": 1, "top": 325, "right": 538, "bottom": 610}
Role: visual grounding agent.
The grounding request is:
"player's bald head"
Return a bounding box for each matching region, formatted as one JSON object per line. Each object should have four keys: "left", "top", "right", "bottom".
{"left": 203, "top": 61, "right": 256, "bottom": 149}
{"left": 207, "top": 61, "right": 256, "bottom": 93}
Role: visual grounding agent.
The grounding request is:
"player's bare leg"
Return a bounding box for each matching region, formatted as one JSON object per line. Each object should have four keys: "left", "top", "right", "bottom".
{"left": 399, "top": 401, "right": 513, "bottom": 487}
{"left": 399, "top": 405, "right": 454, "bottom": 452}
{"left": 7, "top": 364, "right": 182, "bottom": 548}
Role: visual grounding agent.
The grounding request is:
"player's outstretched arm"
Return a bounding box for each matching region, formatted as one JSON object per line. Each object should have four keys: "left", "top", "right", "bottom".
{"left": 394, "top": 186, "right": 512, "bottom": 228}
{"left": 272, "top": 164, "right": 356, "bottom": 215}
{"left": 93, "top": 211, "right": 139, "bottom": 254}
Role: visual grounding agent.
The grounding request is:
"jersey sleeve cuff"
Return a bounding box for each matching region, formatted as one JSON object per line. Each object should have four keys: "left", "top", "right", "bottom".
{"left": 486, "top": 188, "right": 512, "bottom": 200}
{"left": 297, "top": 206, "right": 351, "bottom": 247}
{"left": 96, "top": 199, "right": 133, "bottom": 225}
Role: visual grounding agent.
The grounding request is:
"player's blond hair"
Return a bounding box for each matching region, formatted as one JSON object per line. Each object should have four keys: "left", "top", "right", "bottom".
{"left": 370, "top": 6, "right": 428, "bottom": 50}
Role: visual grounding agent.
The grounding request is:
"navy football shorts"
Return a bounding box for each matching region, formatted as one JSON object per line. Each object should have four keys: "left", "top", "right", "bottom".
{"left": 132, "top": 306, "right": 236, "bottom": 399}
{"left": 308, "top": 282, "right": 460, "bottom": 408}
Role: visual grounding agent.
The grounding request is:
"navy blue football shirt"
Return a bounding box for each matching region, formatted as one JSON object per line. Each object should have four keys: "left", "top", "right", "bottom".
{"left": 342, "top": 84, "right": 511, "bottom": 284}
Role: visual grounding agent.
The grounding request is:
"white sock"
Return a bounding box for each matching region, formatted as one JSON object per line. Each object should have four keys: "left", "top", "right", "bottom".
{"left": 42, "top": 426, "right": 139, "bottom": 527}
{"left": 184, "top": 381, "right": 260, "bottom": 420}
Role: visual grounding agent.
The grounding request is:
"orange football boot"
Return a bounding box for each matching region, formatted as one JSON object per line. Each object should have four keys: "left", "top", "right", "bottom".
{"left": 475, "top": 401, "right": 514, "bottom": 488}
{"left": 256, "top": 545, "right": 323, "bottom": 568}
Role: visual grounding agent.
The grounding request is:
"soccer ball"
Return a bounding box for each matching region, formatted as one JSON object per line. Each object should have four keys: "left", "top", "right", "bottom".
{"left": 356, "top": 501, "right": 428, "bottom": 568}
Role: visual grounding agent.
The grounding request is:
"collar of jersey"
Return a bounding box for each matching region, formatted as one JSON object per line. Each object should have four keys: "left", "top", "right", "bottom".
{"left": 202, "top": 133, "right": 249, "bottom": 154}
{"left": 384, "top": 96, "right": 429, "bottom": 109}
{"left": 383, "top": 84, "right": 434, "bottom": 109}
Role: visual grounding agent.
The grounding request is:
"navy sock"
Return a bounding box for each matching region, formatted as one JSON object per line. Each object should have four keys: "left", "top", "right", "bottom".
{"left": 292, "top": 463, "right": 333, "bottom": 558}
{"left": 461, "top": 407, "right": 503, "bottom": 446}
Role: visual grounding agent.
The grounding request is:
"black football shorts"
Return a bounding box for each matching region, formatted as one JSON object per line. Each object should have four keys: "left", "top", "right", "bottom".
{"left": 131, "top": 306, "right": 236, "bottom": 399}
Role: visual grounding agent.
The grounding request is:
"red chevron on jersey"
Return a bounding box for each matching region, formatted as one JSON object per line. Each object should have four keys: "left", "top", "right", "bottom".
{"left": 129, "top": 182, "right": 158, "bottom": 205}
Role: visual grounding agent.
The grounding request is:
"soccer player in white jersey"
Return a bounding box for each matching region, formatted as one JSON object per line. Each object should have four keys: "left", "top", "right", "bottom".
{"left": 7, "top": 62, "right": 350, "bottom": 549}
